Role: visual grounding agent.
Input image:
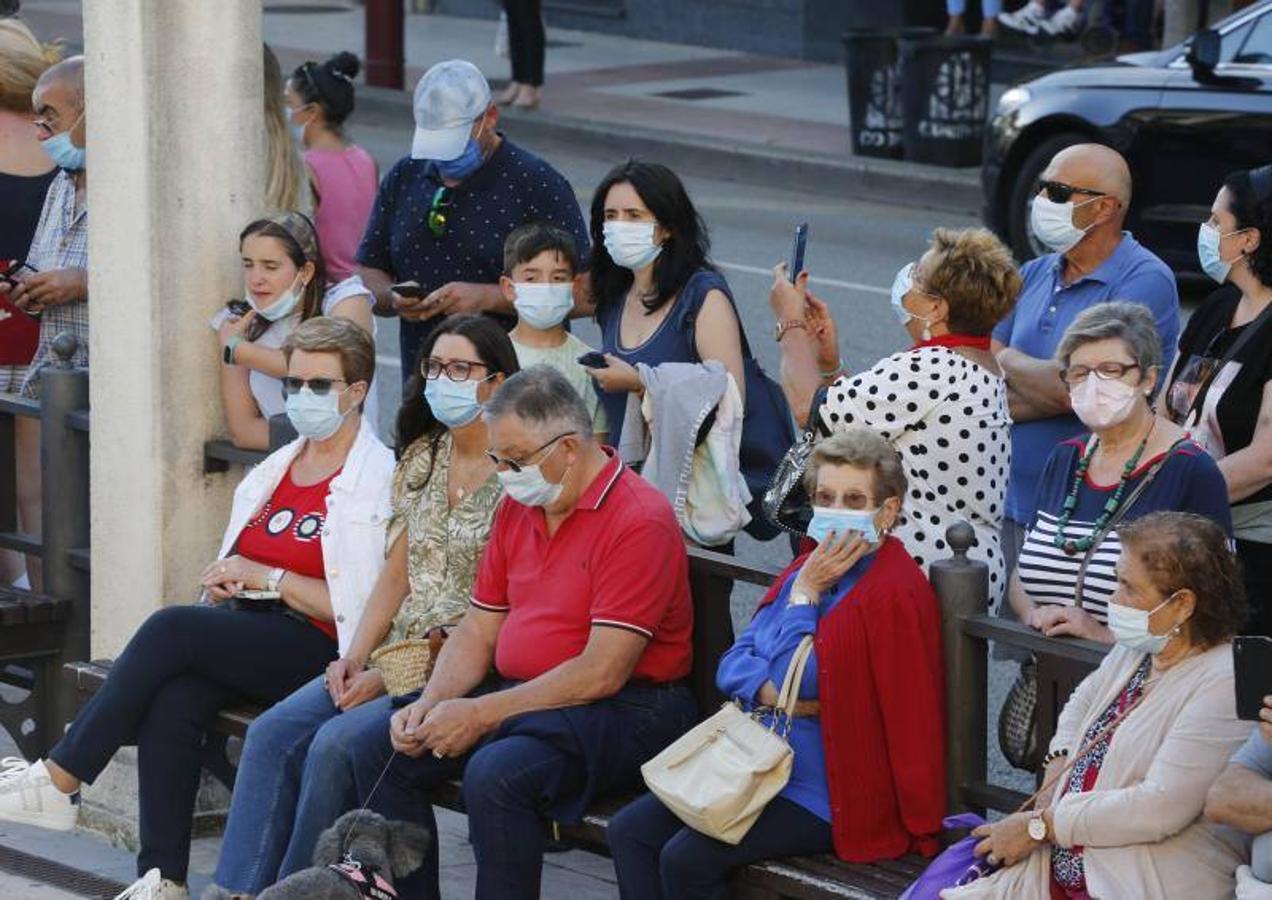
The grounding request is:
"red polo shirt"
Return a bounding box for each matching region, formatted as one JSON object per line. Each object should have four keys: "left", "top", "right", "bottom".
{"left": 472, "top": 448, "right": 692, "bottom": 683}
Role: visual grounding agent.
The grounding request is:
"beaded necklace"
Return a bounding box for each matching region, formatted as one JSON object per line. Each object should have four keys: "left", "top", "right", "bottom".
{"left": 1053, "top": 421, "right": 1155, "bottom": 557}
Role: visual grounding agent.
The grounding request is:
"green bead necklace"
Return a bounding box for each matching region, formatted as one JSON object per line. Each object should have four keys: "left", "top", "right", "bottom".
{"left": 1052, "top": 423, "right": 1154, "bottom": 557}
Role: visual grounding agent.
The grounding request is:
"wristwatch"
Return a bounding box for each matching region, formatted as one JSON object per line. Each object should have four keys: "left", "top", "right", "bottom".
{"left": 1027, "top": 813, "right": 1048, "bottom": 842}
{"left": 773, "top": 319, "right": 807, "bottom": 343}
{"left": 788, "top": 587, "right": 818, "bottom": 608}
{"left": 223, "top": 335, "right": 244, "bottom": 365}
{"left": 266, "top": 567, "right": 285, "bottom": 593}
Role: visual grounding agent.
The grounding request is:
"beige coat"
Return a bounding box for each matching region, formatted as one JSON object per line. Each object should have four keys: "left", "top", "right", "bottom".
{"left": 944, "top": 643, "right": 1252, "bottom": 900}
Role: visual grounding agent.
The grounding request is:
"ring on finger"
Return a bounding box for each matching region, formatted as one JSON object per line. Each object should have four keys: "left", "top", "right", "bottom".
{"left": 986, "top": 854, "right": 999, "bottom": 867}
{"left": 433, "top": 749, "right": 445, "bottom": 759}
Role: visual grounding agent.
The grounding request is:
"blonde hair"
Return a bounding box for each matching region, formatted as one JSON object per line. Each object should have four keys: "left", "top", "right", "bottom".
{"left": 282, "top": 316, "right": 376, "bottom": 388}
{"left": 923, "top": 227, "right": 1022, "bottom": 336}
{"left": 0, "top": 19, "right": 61, "bottom": 114}
{"left": 263, "top": 44, "right": 311, "bottom": 214}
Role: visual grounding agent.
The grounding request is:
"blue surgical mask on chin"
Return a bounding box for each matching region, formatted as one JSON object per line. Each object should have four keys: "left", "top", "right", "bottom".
{"left": 42, "top": 117, "right": 86, "bottom": 172}
{"left": 805, "top": 505, "right": 880, "bottom": 546}
{"left": 435, "top": 135, "right": 485, "bottom": 181}
{"left": 424, "top": 376, "right": 487, "bottom": 428}
{"left": 249, "top": 275, "right": 305, "bottom": 323}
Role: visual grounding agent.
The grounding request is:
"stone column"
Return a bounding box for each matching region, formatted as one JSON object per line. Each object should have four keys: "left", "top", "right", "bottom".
{"left": 81, "top": 0, "right": 263, "bottom": 843}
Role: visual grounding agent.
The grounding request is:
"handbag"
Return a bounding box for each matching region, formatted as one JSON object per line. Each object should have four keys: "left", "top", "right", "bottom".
{"left": 369, "top": 625, "right": 450, "bottom": 698}
{"left": 641, "top": 635, "right": 814, "bottom": 844}
{"left": 762, "top": 386, "right": 831, "bottom": 534}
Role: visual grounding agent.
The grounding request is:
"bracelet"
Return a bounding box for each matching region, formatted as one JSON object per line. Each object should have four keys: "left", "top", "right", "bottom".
{"left": 819, "top": 358, "right": 844, "bottom": 379}
{"left": 1042, "top": 748, "right": 1069, "bottom": 767}
{"left": 223, "top": 335, "right": 245, "bottom": 365}
{"left": 773, "top": 319, "right": 807, "bottom": 343}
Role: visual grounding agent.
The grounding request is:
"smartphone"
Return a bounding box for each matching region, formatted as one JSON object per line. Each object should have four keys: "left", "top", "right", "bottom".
{"left": 577, "top": 351, "right": 608, "bottom": 368}
{"left": 1234, "top": 635, "right": 1272, "bottom": 721}
{"left": 225, "top": 299, "right": 251, "bottom": 317}
{"left": 787, "top": 222, "right": 809, "bottom": 283}
{"left": 0, "top": 261, "right": 37, "bottom": 287}
{"left": 391, "top": 281, "right": 428, "bottom": 299}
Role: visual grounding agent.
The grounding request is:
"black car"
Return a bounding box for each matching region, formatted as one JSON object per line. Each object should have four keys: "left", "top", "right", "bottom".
{"left": 982, "top": 0, "right": 1272, "bottom": 274}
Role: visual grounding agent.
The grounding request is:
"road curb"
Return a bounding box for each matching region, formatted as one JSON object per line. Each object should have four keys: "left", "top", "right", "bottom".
{"left": 357, "top": 86, "right": 982, "bottom": 217}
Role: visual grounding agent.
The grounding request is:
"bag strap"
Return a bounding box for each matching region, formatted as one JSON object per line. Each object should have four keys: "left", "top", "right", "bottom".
{"left": 774, "top": 635, "right": 816, "bottom": 730}
{"left": 1184, "top": 299, "right": 1272, "bottom": 428}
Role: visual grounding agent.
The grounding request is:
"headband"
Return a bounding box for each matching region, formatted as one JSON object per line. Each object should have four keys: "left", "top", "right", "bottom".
{"left": 263, "top": 211, "right": 319, "bottom": 263}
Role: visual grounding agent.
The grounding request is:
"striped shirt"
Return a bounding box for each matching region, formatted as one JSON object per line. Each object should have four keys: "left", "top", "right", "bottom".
{"left": 1018, "top": 510, "right": 1123, "bottom": 620}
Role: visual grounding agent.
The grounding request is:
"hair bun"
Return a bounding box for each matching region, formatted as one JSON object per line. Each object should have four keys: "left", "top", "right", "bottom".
{"left": 326, "top": 51, "right": 361, "bottom": 83}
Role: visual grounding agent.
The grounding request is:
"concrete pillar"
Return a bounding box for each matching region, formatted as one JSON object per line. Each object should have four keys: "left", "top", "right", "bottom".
{"left": 84, "top": 0, "right": 263, "bottom": 657}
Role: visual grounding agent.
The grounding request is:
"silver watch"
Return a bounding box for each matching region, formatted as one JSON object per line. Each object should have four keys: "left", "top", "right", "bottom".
{"left": 788, "top": 588, "right": 818, "bottom": 608}
{"left": 266, "top": 567, "right": 285, "bottom": 593}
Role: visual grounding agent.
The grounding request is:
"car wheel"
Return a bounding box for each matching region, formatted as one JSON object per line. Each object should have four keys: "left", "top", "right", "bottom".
{"left": 1006, "top": 131, "right": 1093, "bottom": 262}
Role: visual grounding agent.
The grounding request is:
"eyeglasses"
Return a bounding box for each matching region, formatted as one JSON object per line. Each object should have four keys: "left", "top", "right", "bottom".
{"left": 485, "top": 432, "right": 577, "bottom": 473}
{"left": 281, "top": 376, "right": 348, "bottom": 396}
{"left": 1058, "top": 362, "right": 1140, "bottom": 386}
{"left": 427, "top": 186, "right": 452, "bottom": 238}
{"left": 421, "top": 357, "right": 490, "bottom": 382}
{"left": 1037, "top": 180, "right": 1106, "bottom": 204}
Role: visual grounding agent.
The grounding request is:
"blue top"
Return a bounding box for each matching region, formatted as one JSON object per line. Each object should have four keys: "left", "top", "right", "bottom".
{"left": 991, "top": 233, "right": 1179, "bottom": 525}
{"left": 356, "top": 136, "right": 591, "bottom": 373}
{"left": 715, "top": 553, "right": 873, "bottom": 822}
{"left": 596, "top": 268, "right": 731, "bottom": 449}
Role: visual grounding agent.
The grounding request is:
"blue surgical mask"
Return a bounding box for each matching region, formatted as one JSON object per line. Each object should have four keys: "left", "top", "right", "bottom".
{"left": 1106, "top": 593, "right": 1180, "bottom": 655}
{"left": 1197, "top": 222, "right": 1242, "bottom": 284}
{"left": 424, "top": 375, "right": 486, "bottom": 428}
{"left": 249, "top": 275, "right": 305, "bottom": 323}
{"left": 806, "top": 505, "right": 880, "bottom": 545}
{"left": 889, "top": 263, "right": 916, "bottom": 325}
{"left": 513, "top": 282, "right": 575, "bottom": 330}
{"left": 285, "top": 386, "right": 351, "bottom": 441}
{"left": 41, "top": 114, "right": 86, "bottom": 171}
{"left": 603, "top": 221, "right": 663, "bottom": 271}
{"left": 289, "top": 106, "right": 310, "bottom": 144}
{"left": 435, "top": 135, "right": 485, "bottom": 181}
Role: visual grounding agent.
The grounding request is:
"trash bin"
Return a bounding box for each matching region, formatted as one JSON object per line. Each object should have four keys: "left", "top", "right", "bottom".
{"left": 898, "top": 35, "right": 993, "bottom": 167}
{"left": 842, "top": 27, "right": 937, "bottom": 160}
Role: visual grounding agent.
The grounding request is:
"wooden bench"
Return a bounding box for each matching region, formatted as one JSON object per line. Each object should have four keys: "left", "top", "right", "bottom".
{"left": 0, "top": 588, "right": 74, "bottom": 760}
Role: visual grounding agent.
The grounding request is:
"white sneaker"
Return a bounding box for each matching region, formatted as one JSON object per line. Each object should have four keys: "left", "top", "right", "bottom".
{"left": 1040, "top": 5, "right": 1081, "bottom": 36}
{"left": 998, "top": 1, "right": 1047, "bottom": 35}
{"left": 0, "top": 757, "right": 77, "bottom": 831}
{"left": 113, "top": 868, "right": 189, "bottom": 900}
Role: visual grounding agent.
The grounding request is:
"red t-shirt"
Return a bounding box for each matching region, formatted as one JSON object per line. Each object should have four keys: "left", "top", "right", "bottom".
{"left": 234, "top": 466, "right": 341, "bottom": 641}
{"left": 472, "top": 449, "right": 693, "bottom": 683}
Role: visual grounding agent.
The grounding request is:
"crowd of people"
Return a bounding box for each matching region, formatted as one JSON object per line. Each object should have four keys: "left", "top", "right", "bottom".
{"left": 0, "top": 9, "right": 1270, "bottom": 900}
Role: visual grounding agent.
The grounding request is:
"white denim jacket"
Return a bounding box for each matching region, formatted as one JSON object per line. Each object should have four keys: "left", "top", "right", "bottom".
{"left": 215, "top": 417, "right": 395, "bottom": 655}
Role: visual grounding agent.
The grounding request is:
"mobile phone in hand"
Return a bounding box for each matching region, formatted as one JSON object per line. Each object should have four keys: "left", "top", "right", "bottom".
{"left": 577, "top": 351, "right": 608, "bottom": 368}
{"left": 1234, "top": 635, "right": 1272, "bottom": 721}
{"left": 391, "top": 281, "right": 428, "bottom": 299}
{"left": 0, "top": 261, "right": 37, "bottom": 287}
{"left": 225, "top": 299, "right": 251, "bottom": 317}
{"left": 787, "top": 223, "right": 809, "bottom": 283}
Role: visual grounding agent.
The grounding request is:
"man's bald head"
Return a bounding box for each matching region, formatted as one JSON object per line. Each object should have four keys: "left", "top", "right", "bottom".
{"left": 34, "top": 54, "right": 83, "bottom": 111}
{"left": 1045, "top": 143, "right": 1132, "bottom": 211}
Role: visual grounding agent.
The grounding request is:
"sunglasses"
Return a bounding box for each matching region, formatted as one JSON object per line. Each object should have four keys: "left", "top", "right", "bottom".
{"left": 427, "top": 186, "right": 452, "bottom": 238}
{"left": 1037, "top": 180, "right": 1106, "bottom": 204}
{"left": 422, "top": 357, "right": 490, "bottom": 382}
{"left": 281, "top": 376, "right": 348, "bottom": 397}
{"left": 485, "top": 431, "right": 576, "bottom": 473}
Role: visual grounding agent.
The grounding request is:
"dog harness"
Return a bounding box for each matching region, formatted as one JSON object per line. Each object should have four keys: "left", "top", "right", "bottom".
{"left": 328, "top": 858, "right": 398, "bottom": 900}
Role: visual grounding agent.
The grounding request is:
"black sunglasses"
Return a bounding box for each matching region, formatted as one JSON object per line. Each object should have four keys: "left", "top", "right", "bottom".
{"left": 1037, "top": 180, "right": 1106, "bottom": 204}
{"left": 427, "top": 186, "right": 452, "bottom": 238}
{"left": 485, "top": 432, "right": 577, "bottom": 473}
{"left": 281, "top": 376, "right": 348, "bottom": 397}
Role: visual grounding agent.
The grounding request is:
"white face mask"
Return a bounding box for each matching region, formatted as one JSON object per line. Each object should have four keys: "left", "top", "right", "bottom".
{"left": 1107, "top": 593, "right": 1180, "bottom": 655}
{"left": 513, "top": 282, "right": 575, "bottom": 330}
{"left": 249, "top": 273, "right": 305, "bottom": 322}
{"left": 1030, "top": 194, "right": 1099, "bottom": 254}
{"left": 1069, "top": 373, "right": 1141, "bottom": 431}
{"left": 496, "top": 441, "right": 571, "bottom": 508}
{"left": 603, "top": 220, "right": 663, "bottom": 271}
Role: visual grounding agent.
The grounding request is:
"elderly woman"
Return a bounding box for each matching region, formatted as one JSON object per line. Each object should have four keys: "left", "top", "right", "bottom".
{"left": 607, "top": 427, "right": 946, "bottom": 899}
{"left": 1009, "top": 302, "right": 1232, "bottom": 644}
{"left": 948, "top": 511, "right": 1253, "bottom": 899}
{"left": 0, "top": 318, "right": 394, "bottom": 897}
{"left": 770, "top": 227, "right": 1019, "bottom": 602}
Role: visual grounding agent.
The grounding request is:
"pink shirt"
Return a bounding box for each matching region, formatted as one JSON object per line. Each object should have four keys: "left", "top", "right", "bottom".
{"left": 305, "top": 145, "right": 377, "bottom": 282}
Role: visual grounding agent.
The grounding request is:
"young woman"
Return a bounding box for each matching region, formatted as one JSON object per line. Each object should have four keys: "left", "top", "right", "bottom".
{"left": 216, "top": 212, "right": 378, "bottom": 449}
{"left": 284, "top": 52, "right": 377, "bottom": 282}
{"left": 263, "top": 43, "right": 311, "bottom": 215}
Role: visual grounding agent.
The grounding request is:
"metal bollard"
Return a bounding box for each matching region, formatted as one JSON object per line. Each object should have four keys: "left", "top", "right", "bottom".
{"left": 40, "top": 332, "right": 90, "bottom": 661}
{"left": 929, "top": 520, "right": 989, "bottom": 814}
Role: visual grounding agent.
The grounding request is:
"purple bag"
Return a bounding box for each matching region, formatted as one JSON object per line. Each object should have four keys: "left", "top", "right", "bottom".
{"left": 899, "top": 813, "right": 1000, "bottom": 900}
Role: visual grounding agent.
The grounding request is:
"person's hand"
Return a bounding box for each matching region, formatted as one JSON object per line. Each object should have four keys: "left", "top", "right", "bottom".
{"left": 1260, "top": 695, "right": 1272, "bottom": 746}
{"left": 586, "top": 354, "right": 642, "bottom": 394}
{"left": 391, "top": 284, "right": 433, "bottom": 322}
{"left": 217, "top": 308, "right": 256, "bottom": 348}
{"left": 756, "top": 680, "right": 780, "bottom": 707}
{"left": 416, "top": 697, "right": 497, "bottom": 758}
{"left": 419, "top": 281, "right": 493, "bottom": 320}
{"left": 11, "top": 267, "right": 87, "bottom": 313}
{"left": 1024, "top": 604, "right": 1065, "bottom": 633}
{"left": 338, "top": 669, "right": 386, "bottom": 712}
{"left": 390, "top": 698, "right": 432, "bottom": 756}
{"left": 795, "top": 529, "right": 869, "bottom": 595}
{"left": 325, "top": 657, "right": 363, "bottom": 707}
{"left": 769, "top": 263, "right": 807, "bottom": 322}
{"left": 1033, "top": 606, "right": 1110, "bottom": 642}
{"left": 972, "top": 812, "right": 1044, "bottom": 868}
{"left": 199, "top": 555, "right": 269, "bottom": 597}
{"left": 803, "top": 291, "right": 841, "bottom": 375}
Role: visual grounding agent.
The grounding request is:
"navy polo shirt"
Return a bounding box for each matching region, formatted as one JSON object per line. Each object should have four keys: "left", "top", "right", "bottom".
{"left": 356, "top": 135, "right": 590, "bottom": 376}
{"left": 992, "top": 232, "right": 1180, "bottom": 525}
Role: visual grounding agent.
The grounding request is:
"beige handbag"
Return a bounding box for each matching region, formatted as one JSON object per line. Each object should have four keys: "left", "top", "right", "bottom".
{"left": 640, "top": 635, "right": 814, "bottom": 844}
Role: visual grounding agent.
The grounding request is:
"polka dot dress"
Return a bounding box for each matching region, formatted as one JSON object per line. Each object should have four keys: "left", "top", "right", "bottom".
{"left": 820, "top": 346, "right": 1010, "bottom": 604}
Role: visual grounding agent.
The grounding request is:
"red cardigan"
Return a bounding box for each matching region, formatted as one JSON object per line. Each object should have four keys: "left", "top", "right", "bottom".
{"left": 757, "top": 536, "right": 946, "bottom": 861}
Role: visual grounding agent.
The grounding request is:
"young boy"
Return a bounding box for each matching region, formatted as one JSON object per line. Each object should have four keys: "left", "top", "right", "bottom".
{"left": 499, "top": 222, "right": 608, "bottom": 441}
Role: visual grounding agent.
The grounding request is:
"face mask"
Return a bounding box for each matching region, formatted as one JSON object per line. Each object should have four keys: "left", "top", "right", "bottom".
{"left": 249, "top": 274, "right": 305, "bottom": 323}
{"left": 1030, "top": 195, "right": 1098, "bottom": 253}
{"left": 603, "top": 221, "right": 663, "bottom": 271}
{"left": 1197, "top": 222, "right": 1242, "bottom": 284}
{"left": 41, "top": 113, "right": 86, "bottom": 171}
{"left": 513, "top": 282, "right": 575, "bottom": 330}
{"left": 1107, "top": 593, "right": 1180, "bottom": 655}
{"left": 806, "top": 505, "right": 880, "bottom": 546}
{"left": 497, "top": 442, "right": 570, "bottom": 508}
{"left": 435, "top": 125, "right": 486, "bottom": 181}
{"left": 424, "top": 376, "right": 486, "bottom": 428}
{"left": 1068, "top": 373, "right": 1141, "bottom": 430}
{"left": 285, "top": 386, "right": 351, "bottom": 441}
{"left": 289, "top": 120, "right": 307, "bottom": 143}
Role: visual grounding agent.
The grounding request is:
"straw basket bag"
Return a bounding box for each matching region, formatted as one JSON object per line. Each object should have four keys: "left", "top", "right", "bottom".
{"left": 369, "top": 625, "right": 449, "bottom": 697}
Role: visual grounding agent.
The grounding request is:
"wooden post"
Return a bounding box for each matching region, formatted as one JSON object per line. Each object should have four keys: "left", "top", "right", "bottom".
{"left": 366, "top": 0, "right": 406, "bottom": 90}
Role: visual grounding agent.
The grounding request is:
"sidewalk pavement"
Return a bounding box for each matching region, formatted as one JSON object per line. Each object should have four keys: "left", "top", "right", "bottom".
{"left": 20, "top": 0, "right": 1003, "bottom": 215}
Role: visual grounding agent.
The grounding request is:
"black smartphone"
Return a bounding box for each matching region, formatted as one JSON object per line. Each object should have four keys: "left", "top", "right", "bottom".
{"left": 787, "top": 222, "right": 809, "bottom": 283}
{"left": 0, "top": 261, "right": 37, "bottom": 287}
{"left": 391, "top": 281, "right": 428, "bottom": 299}
{"left": 577, "top": 351, "right": 608, "bottom": 368}
{"left": 225, "top": 299, "right": 251, "bottom": 317}
{"left": 1234, "top": 635, "right": 1272, "bottom": 721}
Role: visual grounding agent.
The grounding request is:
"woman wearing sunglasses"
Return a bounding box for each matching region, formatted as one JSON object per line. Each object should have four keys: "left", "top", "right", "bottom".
{"left": 215, "top": 211, "right": 378, "bottom": 450}
{"left": 0, "top": 318, "right": 395, "bottom": 898}
{"left": 205, "top": 314, "right": 518, "bottom": 898}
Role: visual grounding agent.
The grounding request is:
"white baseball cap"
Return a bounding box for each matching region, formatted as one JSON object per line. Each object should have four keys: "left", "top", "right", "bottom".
{"left": 410, "top": 59, "right": 492, "bottom": 162}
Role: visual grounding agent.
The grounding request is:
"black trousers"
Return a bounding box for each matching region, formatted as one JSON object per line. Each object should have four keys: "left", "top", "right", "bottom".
{"left": 49, "top": 604, "right": 336, "bottom": 882}
{"left": 503, "top": 0, "right": 545, "bottom": 86}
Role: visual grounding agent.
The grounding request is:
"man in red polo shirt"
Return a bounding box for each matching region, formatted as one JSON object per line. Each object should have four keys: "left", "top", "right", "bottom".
{"left": 346, "top": 365, "right": 697, "bottom": 900}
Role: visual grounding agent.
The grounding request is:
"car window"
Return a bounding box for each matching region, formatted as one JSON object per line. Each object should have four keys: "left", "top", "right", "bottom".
{"left": 1219, "top": 21, "right": 1253, "bottom": 63}
{"left": 1233, "top": 10, "right": 1272, "bottom": 64}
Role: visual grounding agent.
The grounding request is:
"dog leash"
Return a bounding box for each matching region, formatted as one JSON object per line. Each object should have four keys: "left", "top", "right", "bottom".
{"left": 339, "top": 749, "right": 401, "bottom": 862}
